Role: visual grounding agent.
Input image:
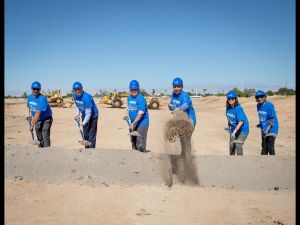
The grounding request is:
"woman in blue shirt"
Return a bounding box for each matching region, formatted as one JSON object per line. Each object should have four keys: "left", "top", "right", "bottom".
{"left": 124, "top": 80, "right": 149, "bottom": 152}
{"left": 255, "top": 90, "right": 279, "bottom": 155}
{"left": 225, "top": 90, "right": 249, "bottom": 155}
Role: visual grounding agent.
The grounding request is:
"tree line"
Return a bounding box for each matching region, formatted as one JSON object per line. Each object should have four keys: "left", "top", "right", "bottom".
{"left": 5, "top": 87, "right": 296, "bottom": 99}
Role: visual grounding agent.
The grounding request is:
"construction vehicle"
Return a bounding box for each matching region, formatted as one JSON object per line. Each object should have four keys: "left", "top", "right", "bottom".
{"left": 102, "top": 91, "right": 162, "bottom": 109}
{"left": 102, "top": 92, "right": 124, "bottom": 108}
{"left": 146, "top": 96, "right": 161, "bottom": 109}
{"left": 41, "top": 89, "right": 70, "bottom": 107}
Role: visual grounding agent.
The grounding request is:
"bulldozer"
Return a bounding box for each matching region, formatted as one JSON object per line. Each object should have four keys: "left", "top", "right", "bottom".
{"left": 146, "top": 96, "right": 161, "bottom": 110}
{"left": 102, "top": 92, "right": 124, "bottom": 108}
{"left": 42, "top": 89, "right": 65, "bottom": 107}
{"left": 102, "top": 91, "right": 162, "bottom": 109}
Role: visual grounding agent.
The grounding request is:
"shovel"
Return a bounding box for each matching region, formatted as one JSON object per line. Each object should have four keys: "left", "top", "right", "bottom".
{"left": 26, "top": 116, "right": 39, "bottom": 145}
{"left": 123, "top": 117, "right": 141, "bottom": 136}
{"left": 76, "top": 120, "right": 92, "bottom": 146}
{"left": 225, "top": 127, "right": 244, "bottom": 148}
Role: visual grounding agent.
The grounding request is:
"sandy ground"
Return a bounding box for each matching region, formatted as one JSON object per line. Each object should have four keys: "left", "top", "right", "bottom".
{"left": 5, "top": 95, "right": 295, "bottom": 225}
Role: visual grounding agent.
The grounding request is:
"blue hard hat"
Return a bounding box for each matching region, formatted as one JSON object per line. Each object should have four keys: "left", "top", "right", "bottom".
{"left": 172, "top": 77, "right": 183, "bottom": 86}
{"left": 31, "top": 81, "right": 41, "bottom": 89}
{"left": 129, "top": 80, "right": 139, "bottom": 91}
{"left": 255, "top": 90, "right": 266, "bottom": 97}
{"left": 226, "top": 90, "right": 238, "bottom": 99}
{"left": 73, "top": 81, "right": 83, "bottom": 90}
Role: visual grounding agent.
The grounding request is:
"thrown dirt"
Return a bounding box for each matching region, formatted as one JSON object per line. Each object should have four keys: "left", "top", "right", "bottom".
{"left": 163, "top": 110, "right": 198, "bottom": 186}
{"left": 164, "top": 110, "right": 194, "bottom": 142}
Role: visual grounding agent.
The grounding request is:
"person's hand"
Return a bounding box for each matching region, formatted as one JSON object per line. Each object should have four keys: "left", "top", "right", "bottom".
{"left": 29, "top": 124, "right": 34, "bottom": 132}
{"left": 263, "top": 126, "right": 271, "bottom": 135}
{"left": 231, "top": 131, "right": 236, "bottom": 139}
{"left": 74, "top": 115, "right": 80, "bottom": 121}
{"left": 130, "top": 122, "right": 136, "bottom": 130}
{"left": 168, "top": 104, "right": 174, "bottom": 111}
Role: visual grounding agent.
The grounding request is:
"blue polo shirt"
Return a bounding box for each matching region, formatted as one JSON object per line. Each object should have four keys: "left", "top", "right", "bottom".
{"left": 169, "top": 90, "right": 196, "bottom": 126}
{"left": 73, "top": 91, "right": 99, "bottom": 118}
{"left": 27, "top": 94, "right": 52, "bottom": 121}
{"left": 257, "top": 101, "right": 279, "bottom": 136}
{"left": 127, "top": 93, "right": 149, "bottom": 127}
{"left": 226, "top": 105, "right": 249, "bottom": 135}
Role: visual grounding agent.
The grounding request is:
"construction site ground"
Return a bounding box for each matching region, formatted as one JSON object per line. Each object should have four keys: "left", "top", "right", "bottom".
{"left": 5, "top": 96, "right": 295, "bottom": 225}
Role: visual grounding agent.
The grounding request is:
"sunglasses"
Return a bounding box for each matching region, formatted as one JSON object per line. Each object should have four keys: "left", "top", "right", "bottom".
{"left": 32, "top": 88, "right": 40, "bottom": 91}
{"left": 73, "top": 89, "right": 82, "bottom": 92}
{"left": 228, "top": 98, "right": 236, "bottom": 100}
{"left": 255, "top": 96, "right": 265, "bottom": 99}
{"left": 173, "top": 85, "right": 182, "bottom": 88}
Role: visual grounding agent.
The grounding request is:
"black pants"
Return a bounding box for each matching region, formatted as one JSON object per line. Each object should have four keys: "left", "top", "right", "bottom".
{"left": 35, "top": 116, "right": 53, "bottom": 148}
{"left": 82, "top": 117, "right": 98, "bottom": 148}
{"left": 261, "top": 136, "right": 276, "bottom": 155}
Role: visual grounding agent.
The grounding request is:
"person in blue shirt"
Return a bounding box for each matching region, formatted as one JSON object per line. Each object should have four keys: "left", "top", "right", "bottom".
{"left": 168, "top": 77, "right": 196, "bottom": 126}
{"left": 72, "top": 81, "right": 99, "bottom": 148}
{"left": 168, "top": 77, "right": 196, "bottom": 175}
{"left": 124, "top": 80, "right": 149, "bottom": 152}
{"left": 255, "top": 90, "right": 279, "bottom": 155}
{"left": 225, "top": 90, "right": 249, "bottom": 155}
{"left": 27, "top": 81, "right": 53, "bottom": 148}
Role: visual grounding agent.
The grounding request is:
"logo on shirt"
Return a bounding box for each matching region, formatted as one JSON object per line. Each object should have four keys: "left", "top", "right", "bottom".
{"left": 258, "top": 111, "right": 267, "bottom": 121}
{"left": 28, "top": 101, "right": 38, "bottom": 111}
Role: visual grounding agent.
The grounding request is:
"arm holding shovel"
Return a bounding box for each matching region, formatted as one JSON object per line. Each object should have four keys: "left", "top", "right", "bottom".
{"left": 123, "top": 108, "right": 141, "bottom": 137}
{"left": 26, "top": 110, "right": 39, "bottom": 145}
{"left": 130, "top": 111, "right": 144, "bottom": 130}
{"left": 30, "top": 111, "right": 42, "bottom": 131}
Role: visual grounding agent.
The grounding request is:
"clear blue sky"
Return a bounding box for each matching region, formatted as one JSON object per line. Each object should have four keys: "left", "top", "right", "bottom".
{"left": 5, "top": 0, "right": 295, "bottom": 95}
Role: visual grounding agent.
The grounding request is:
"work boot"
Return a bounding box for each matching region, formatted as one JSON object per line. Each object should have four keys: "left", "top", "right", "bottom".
{"left": 38, "top": 143, "right": 44, "bottom": 148}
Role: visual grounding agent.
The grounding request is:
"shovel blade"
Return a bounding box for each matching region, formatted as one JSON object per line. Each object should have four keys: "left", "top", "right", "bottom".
{"left": 129, "top": 131, "right": 141, "bottom": 136}
{"left": 79, "top": 140, "right": 92, "bottom": 146}
{"left": 30, "top": 140, "right": 39, "bottom": 145}
{"left": 232, "top": 139, "right": 244, "bottom": 144}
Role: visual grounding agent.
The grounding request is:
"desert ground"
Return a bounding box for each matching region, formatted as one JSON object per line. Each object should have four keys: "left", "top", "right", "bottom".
{"left": 5, "top": 95, "right": 295, "bottom": 225}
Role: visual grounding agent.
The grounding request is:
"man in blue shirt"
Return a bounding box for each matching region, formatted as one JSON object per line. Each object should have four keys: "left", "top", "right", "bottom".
{"left": 168, "top": 77, "right": 196, "bottom": 126}
{"left": 72, "top": 81, "right": 99, "bottom": 148}
{"left": 124, "top": 80, "right": 149, "bottom": 152}
{"left": 255, "top": 90, "right": 279, "bottom": 155}
{"left": 225, "top": 90, "right": 249, "bottom": 155}
{"left": 27, "top": 81, "right": 53, "bottom": 148}
{"left": 168, "top": 77, "right": 196, "bottom": 175}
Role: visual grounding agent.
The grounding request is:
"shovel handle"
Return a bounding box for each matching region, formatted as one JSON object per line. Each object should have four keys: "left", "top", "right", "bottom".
{"left": 76, "top": 120, "right": 85, "bottom": 139}
{"left": 26, "top": 117, "right": 35, "bottom": 140}
{"left": 123, "top": 117, "right": 131, "bottom": 127}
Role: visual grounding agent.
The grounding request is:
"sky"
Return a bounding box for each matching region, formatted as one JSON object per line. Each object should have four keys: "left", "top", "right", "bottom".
{"left": 5, "top": 0, "right": 295, "bottom": 95}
